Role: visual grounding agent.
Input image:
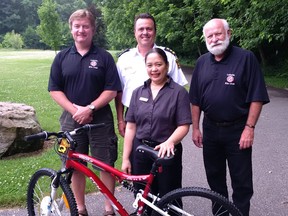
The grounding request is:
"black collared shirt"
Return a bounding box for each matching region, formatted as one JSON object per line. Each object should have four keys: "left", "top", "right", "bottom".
{"left": 126, "top": 77, "right": 192, "bottom": 142}
{"left": 189, "top": 46, "right": 270, "bottom": 122}
{"left": 48, "top": 44, "right": 121, "bottom": 106}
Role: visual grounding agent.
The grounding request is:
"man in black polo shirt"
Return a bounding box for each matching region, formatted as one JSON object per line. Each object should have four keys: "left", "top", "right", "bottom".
{"left": 48, "top": 9, "right": 121, "bottom": 216}
{"left": 189, "top": 18, "right": 269, "bottom": 216}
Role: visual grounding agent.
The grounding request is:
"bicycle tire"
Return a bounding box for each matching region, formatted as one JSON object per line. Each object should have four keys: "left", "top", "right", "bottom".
{"left": 27, "top": 168, "right": 78, "bottom": 216}
{"left": 151, "top": 187, "right": 242, "bottom": 216}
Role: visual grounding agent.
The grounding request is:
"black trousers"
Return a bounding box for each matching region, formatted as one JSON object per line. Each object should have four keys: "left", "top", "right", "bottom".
{"left": 132, "top": 138, "right": 183, "bottom": 198}
{"left": 202, "top": 117, "right": 253, "bottom": 216}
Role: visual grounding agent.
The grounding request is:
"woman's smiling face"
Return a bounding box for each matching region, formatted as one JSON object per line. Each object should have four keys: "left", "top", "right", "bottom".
{"left": 145, "top": 52, "right": 169, "bottom": 85}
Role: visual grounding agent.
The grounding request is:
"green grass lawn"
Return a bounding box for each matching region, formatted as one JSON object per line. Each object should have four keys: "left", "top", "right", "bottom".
{"left": 0, "top": 49, "right": 123, "bottom": 208}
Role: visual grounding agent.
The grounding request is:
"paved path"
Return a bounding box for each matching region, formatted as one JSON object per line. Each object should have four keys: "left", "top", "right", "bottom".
{"left": 1, "top": 69, "right": 288, "bottom": 215}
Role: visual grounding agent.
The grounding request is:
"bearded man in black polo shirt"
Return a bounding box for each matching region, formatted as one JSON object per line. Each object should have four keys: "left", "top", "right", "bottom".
{"left": 189, "top": 18, "right": 270, "bottom": 216}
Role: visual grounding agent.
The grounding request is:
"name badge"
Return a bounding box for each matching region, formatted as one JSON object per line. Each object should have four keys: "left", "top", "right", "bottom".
{"left": 139, "top": 97, "right": 148, "bottom": 102}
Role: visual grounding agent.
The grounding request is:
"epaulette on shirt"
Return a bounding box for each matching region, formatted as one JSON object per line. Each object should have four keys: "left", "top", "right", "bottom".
{"left": 164, "top": 47, "right": 176, "bottom": 56}
{"left": 117, "top": 48, "right": 130, "bottom": 58}
{"left": 164, "top": 47, "right": 181, "bottom": 69}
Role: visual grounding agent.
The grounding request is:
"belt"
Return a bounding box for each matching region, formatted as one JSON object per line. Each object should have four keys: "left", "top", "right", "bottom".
{"left": 141, "top": 139, "right": 160, "bottom": 147}
{"left": 205, "top": 115, "right": 247, "bottom": 127}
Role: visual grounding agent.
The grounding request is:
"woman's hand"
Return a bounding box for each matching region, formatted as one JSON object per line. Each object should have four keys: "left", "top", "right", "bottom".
{"left": 154, "top": 141, "right": 175, "bottom": 158}
{"left": 121, "top": 158, "right": 132, "bottom": 174}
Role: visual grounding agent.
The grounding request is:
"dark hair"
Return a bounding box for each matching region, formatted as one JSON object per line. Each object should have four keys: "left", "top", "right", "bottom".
{"left": 134, "top": 13, "right": 157, "bottom": 31}
{"left": 145, "top": 48, "right": 168, "bottom": 65}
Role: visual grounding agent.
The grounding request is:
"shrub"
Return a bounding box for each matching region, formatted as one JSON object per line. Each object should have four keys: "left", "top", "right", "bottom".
{"left": 2, "top": 30, "right": 24, "bottom": 49}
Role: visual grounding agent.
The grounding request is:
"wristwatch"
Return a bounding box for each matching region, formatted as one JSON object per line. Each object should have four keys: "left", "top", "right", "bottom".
{"left": 88, "top": 104, "right": 95, "bottom": 111}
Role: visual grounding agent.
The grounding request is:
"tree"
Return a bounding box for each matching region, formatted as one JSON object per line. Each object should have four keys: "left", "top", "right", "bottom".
{"left": 36, "top": 0, "right": 64, "bottom": 52}
{"left": 220, "top": 0, "right": 288, "bottom": 65}
{"left": 23, "top": 26, "right": 48, "bottom": 49}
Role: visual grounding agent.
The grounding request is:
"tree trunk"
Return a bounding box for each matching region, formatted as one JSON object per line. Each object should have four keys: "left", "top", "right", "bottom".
{"left": 258, "top": 46, "right": 267, "bottom": 66}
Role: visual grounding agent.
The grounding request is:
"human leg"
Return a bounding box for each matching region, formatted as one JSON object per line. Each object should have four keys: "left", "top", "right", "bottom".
{"left": 100, "top": 171, "right": 116, "bottom": 214}
{"left": 202, "top": 121, "right": 228, "bottom": 198}
{"left": 157, "top": 144, "right": 183, "bottom": 197}
{"left": 203, "top": 120, "right": 229, "bottom": 215}
{"left": 89, "top": 122, "right": 118, "bottom": 214}
{"left": 71, "top": 171, "right": 87, "bottom": 213}
{"left": 156, "top": 144, "right": 183, "bottom": 216}
{"left": 60, "top": 111, "right": 89, "bottom": 214}
{"left": 226, "top": 124, "right": 253, "bottom": 216}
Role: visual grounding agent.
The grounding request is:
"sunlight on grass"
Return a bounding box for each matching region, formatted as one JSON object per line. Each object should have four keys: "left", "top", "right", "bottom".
{"left": 0, "top": 49, "right": 123, "bottom": 208}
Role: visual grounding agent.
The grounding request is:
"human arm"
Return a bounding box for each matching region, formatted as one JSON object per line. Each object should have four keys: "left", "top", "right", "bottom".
{"left": 191, "top": 105, "right": 203, "bottom": 148}
{"left": 73, "top": 90, "right": 117, "bottom": 125}
{"left": 49, "top": 91, "right": 78, "bottom": 115}
{"left": 115, "top": 92, "right": 126, "bottom": 137}
{"left": 121, "top": 122, "right": 136, "bottom": 174}
{"left": 155, "top": 124, "right": 189, "bottom": 158}
{"left": 239, "top": 101, "right": 263, "bottom": 149}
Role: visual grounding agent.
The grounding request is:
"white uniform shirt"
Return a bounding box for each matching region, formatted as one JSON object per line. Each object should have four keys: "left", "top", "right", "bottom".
{"left": 117, "top": 45, "right": 188, "bottom": 107}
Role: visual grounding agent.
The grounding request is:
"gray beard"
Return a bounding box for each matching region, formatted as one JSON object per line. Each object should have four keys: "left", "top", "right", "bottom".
{"left": 206, "top": 37, "right": 230, "bottom": 56}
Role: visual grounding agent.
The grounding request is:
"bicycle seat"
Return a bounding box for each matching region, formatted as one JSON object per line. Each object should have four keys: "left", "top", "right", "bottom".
{"left": 136, "top": 145, "right": 175, "bottom": 166}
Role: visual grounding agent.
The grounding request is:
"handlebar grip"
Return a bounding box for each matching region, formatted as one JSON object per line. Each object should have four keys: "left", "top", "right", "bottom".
{"left": 72, "top": 123, "right": 106, "bottom": 135}
{"left": 24, "top": 131, "right": 49, "bottom": 141}
{"left": 80, "top": 123, "right": 106, "bottom": 131}
{"left": 86, "top": 123, "right": 106, "bottom": 130}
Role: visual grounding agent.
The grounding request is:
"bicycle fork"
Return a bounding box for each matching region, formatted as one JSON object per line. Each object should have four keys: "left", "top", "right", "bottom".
{"left": 40, "top": 171, "right": 69, "bottom": 216}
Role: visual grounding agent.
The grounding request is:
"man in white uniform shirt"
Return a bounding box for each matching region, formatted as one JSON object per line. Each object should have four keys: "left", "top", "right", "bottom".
{"left": 116, "top": 13, "right": 188, "bottom": 136}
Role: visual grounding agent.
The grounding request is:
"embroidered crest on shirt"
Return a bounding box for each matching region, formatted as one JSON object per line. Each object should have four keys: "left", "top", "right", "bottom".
{"left": 89, "top": 59, "right": 98, "bottom": 69}
{"left": 225, "top": 74, "right": 235, "bottom": 85}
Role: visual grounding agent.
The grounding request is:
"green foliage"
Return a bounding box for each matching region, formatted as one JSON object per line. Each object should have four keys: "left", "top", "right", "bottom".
{"left": 36, "top": 0, "right": 64, "bottom": 51}
{"left": 22, "top": 26, "right": 48, "bottom": 49}
{"left": 2, "top": 30, "right": 24, "bottom": 49}
{"left": 220, "top": 0, "right": 288, "bottom": 65}
{"left": 101, "top": 0, "right": 288, "bottom": 65}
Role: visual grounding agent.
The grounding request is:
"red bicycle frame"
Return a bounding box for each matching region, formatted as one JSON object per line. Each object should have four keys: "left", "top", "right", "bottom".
{"left": 64, "top": 149, "right": 156, "bottom": 216}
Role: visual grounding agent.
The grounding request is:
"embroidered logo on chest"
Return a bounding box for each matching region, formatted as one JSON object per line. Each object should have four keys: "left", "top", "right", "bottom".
{"left": 225, "top": 74, "right": 235, "bottom": 85}
{"left": 89, "top": 59, "right": 98, "bottom": 69}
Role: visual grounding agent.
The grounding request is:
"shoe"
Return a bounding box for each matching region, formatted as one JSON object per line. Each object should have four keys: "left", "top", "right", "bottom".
{"left": 78, "top": 208, "right": 88, "bottom": 216}
{"left": 103, "top": 210, "right": 116, "bottom": 216}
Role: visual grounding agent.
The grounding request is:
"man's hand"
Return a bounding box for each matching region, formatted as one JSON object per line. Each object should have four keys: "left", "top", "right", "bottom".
{"left": 192, "top": 128, "right": 203, "bottom": 148}
{"left": 117, "top": 121, "right": 126, "bottom": 137}
{"left": 72, "top": 104, "right": 93, "bottom": 124}
{"left": 239, "top": 127, "right": 254, "bottom": 149}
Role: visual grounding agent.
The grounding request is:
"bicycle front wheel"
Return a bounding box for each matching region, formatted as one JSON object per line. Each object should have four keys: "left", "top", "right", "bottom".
{"left": 151, "top": 187, "right": 242, "bottom": 216}
{"left": 27, "top": 168, "right": 78, "bottom": 216}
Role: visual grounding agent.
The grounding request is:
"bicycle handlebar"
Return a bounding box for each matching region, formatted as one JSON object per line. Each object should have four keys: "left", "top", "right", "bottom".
{"left": 24, "top": 131, "right": 50, "bottom": 141}
{"left": 24, "top": 123, "right": 106, "bottom": 141}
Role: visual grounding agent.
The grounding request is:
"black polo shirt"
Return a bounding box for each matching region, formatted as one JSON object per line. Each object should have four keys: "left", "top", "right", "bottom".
{"left": 126, "top": 78, "right": 192, "bottom": 143}
{"left": 48, "top": 44, "right": 121, "bottom": 106}
{"left": 189, "top": 45, "right": 269, "bottom": 122}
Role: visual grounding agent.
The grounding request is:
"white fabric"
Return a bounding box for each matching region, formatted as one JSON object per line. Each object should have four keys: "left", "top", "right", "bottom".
{"left": 117, "top": 45, "right": 188, "bottom": 107}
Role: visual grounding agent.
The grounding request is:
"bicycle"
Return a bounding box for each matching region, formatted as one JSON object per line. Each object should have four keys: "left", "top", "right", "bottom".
{"left": 24, "top": 123, "right": 242, "bottom": 216}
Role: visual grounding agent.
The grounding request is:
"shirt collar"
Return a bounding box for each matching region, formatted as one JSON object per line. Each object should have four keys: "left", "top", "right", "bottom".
{"left": 144, "top": 76, "right": 174, "bottom": 89}
{"left": 135, "top": 44, "right": 157, "bottom": 57}
{"left": 71, "top": 43, "right": 97, "bottom": 55}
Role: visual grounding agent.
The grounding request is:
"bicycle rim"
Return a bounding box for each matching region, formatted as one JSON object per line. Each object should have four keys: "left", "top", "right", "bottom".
{"left": 151, "top": 187, "right": 243, "bottom": 216}
{"left": 27, "top": 168, "right": 78, "bottom": 216}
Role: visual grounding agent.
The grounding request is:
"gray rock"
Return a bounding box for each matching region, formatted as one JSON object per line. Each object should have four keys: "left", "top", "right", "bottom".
{"left": 0, "top": 102, "right": 43, "bottom": 158}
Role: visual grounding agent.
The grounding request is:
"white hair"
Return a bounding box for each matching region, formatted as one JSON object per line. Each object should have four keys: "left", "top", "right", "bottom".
{"left": 203, "top": 18, "right": 230, "bottom": 37}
